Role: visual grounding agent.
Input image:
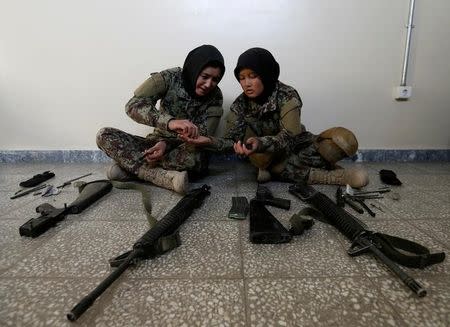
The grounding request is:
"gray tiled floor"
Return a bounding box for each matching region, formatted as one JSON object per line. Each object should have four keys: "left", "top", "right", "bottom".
{"left": 0, "top": 161, "right": 449, "bottom": 326}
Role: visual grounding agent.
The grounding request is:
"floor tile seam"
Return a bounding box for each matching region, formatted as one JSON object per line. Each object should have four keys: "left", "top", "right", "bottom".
{"left": 387, "top": 208, "right": 433, "bottom": 218}
{"left": 0, "top": 275, "right": 251, "bottom": 282}
{"left": 354, "top": 269, "right": 414, "bottom": 327}
{"left": 368, "top": 274, "right": 449, "bottom": 283}
{"left": 422, "top": 189, "right": 450, "bottom": 199}
{"left": 0, "top": 216, "right": 28, "bottom": 220}
{"left": 242, "top": 276, "right": 411, "bottom": 327}
{"left": 0, "top": 238, "right": 61, "bottom": 278}
{"left": 400, "top": 185, "right": 450, "bottom": 192}
{"left": 402, "top": 220, "right": 450, "bottom": 251}
{"left": 354, "top": 217, "right": 402, "bottom": 222}
{"left": 237, "top": 221, "right": 251, "bottom": 327}
{"left": 242, "top": 275, "right": 386, "bottom": 282}
{"left": 48, "top": 217, "right": 240, "bottom": 227}
{"left": 407, "top": 221, "right": 450, "bottom": 249}
{"left": 393, "top": 216, "right": 450, "bottom": 221}
{"left": 0, "top": 187, "right": 26, "bottom": 192}
{"left": 245, "top": 279, "right": 410, "bottom": 327}
{"left": 322, "top": 228, "right": 368, "bottom": 276}
{"left": 1, "top": 202, "right": 39, "bottom": 217}
{"left": 242, "top": 272, "right": 368, "bottom": 279}
{"left": 74, "top": 218, "right": 235, "bottom": 222}
{"left": 231, "top": 167, "right": 251, "bottom": 326}
{"left": 5, "top": 273, "right": 446, "bottom": 283}
{"left": 366, "top": 274, "right": 450, "bottom": 307}
{"left": 411, "top": 271, "right": 450, "bottom": 279}
{"left": 407, "top": 216, "right": 450, "bottom": 223}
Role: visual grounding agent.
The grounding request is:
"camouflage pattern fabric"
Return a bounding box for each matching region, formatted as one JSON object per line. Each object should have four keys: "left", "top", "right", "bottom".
{"left": 212, "top": 81, "right": 301, "bottom": 152}
{"left": 211, "top": 81, "right": 330, "bottom": 183}
{"left": 97, "top": 67, "right": 223, "bottom": 173}
{"left": 126, "top": 67, "right": 223, "bottom": 152}
{"left": 97, "top": 128, "right": 207, "bottom": 174}
{"left": 279, "top": 132, "right": 331, "bottom": 183}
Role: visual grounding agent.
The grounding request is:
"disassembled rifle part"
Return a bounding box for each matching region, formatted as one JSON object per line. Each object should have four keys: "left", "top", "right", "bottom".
{"left": 338, "top": 185, "right": 393, "bottom": 217}
{"left": 57, "top": 173, "right": 93, "bottom": 189}
{"left": 228, "top": 196, "right": 249, "bottom": 219}
{"left": 19, "top": 171, "right": 55, "bottom": 188}
{"left": 249, "top": 185, "right": 311, "bottom": 244}
{"left": 290, "top": 183, "right": 446, "bottom": 297}
{"left": 10, "top": 184, "right": 49, "bottom": 199}
{"left": 19, "top": 180, "right": 112, "bottom": 237}
{"left": 67, "top": 185, "right": 211, "bottom": 321}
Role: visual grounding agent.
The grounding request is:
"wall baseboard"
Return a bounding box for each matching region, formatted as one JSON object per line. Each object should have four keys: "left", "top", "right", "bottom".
{"left": 0, "top": 149, "right": 448, "bottom": 163}
{"left": 354, "top": 149, "right": 449, "bottom": 162}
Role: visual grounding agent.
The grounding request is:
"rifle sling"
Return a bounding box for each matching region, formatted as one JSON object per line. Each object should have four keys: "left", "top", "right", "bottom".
{"left": 288, "top": 208, "right": 317, "bottom": 235}
{"left": 293, "top": 204, "right": 445, "bottom": 269}
{"left": 111, "top": 181, "right": 180, "bottom": 258}
{"left": 374, "top": 233, "right": 445, "bottom": 269}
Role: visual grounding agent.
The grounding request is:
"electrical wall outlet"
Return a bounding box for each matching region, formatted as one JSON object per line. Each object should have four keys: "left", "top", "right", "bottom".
{"left": 394, "top": 86, "right": 412, "bottom": 100}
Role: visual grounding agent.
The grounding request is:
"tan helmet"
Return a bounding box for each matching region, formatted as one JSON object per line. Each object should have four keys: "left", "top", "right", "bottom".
{"left": 316, "top": 127, "right": 358, "bottom": 164}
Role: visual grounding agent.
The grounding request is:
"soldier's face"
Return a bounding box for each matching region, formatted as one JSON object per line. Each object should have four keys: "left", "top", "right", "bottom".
{"left": 195, "top": 66, "right": 222, "bottom": 97}
{"left": 238, "top": 68, "right": 264, "bottom": 98}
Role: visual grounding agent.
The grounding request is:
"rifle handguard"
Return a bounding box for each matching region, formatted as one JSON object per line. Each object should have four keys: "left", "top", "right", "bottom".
{"left": 19, "top": 180, "right": 113, "bottom": 237}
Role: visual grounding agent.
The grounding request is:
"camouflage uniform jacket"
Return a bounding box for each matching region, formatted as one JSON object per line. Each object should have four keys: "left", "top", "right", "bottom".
{"left": 212, "top": 81, "right": 303, "bottom": 153}
{"left": 125, "top": 67, "right": 223, "bottom": 150}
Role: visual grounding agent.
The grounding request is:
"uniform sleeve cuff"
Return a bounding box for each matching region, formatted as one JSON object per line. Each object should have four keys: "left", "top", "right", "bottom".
{"left": 157, "top": 114, "right": 175, "bottom": 130}
{"left": 257, "top": 137, "right": 274, "bottom": 152}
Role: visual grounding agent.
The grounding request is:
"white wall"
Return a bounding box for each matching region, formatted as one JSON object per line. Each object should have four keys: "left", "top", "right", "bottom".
{"left": 1, "top": 0, "right": 449, "bottom": 150}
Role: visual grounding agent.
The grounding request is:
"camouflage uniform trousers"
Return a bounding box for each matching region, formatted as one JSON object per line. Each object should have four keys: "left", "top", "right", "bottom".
{"left": 272, "top": 132, "right": 331, "bottom": 183}
{"left": 96, "top": 127, "right": 209, "bottom": 175}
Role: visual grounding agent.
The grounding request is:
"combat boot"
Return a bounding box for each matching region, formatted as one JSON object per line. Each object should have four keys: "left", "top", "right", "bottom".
{"left": 138, "top": 167, "right": 188, "bottom": 194}
{"left": 249, "top": 153, "right": 273, "bottom": 183}
{"left": 307, "top": 167, "right": 369, "bottom": 188}
{"left": 106, "top": 162, "right": 136, "bottom": 182}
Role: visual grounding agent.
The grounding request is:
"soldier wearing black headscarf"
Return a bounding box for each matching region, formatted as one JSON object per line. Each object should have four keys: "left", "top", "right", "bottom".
{"left": 184, "top": 47, "right": 368, "bottom": 188}
{"left": 96, "top": 45, "right": 225, "bottom": 193}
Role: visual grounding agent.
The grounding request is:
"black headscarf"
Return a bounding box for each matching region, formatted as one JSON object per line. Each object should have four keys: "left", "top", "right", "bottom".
{"left": 182, "top": 44, "right": 225, "bottom": 98}
{"left": 234, "top": 47, "right": 280, "bottom": 103}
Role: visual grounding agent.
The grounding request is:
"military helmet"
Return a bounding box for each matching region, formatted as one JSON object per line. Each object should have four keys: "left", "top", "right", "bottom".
{"left": 316, "top": 127, "right": 358, "bottom": 164}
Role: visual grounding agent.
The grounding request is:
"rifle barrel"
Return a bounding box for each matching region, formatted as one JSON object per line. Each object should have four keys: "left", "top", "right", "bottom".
{"left": 67, "top": 185, "right": 210, "bottom": 321}
{"left": 67, "top": 250, "right": 140, "bottom": 321}
{"left": 359, "top": 238, "right": 426, "bottom": 297}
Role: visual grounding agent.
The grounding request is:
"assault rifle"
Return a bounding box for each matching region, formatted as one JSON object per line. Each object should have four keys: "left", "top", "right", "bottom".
{"left": 67, "top": 184, "right": 211, "bottom": 321}
{"left": 20, "top": 180, "right": 112, "bottom": 237}
{"left": 289, "top": 183, "right": 445, "bottom": 297}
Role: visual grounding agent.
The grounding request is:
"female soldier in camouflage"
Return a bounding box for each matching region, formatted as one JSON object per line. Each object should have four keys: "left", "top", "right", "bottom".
{"left": 96, "top": 44, "right": 225, "bottom": 193}
{"left": 181, "top": 47, "right": 369, "bottom": 188}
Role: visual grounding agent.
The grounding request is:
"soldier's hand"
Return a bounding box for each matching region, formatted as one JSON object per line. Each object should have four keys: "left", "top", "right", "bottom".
{"left": 143, "top": 141, "right": 167, "bottom": 162}
{"left": 234, "top": 138, "right": 259, "bottom": 156}
{"left": 168, "top": 119, "right": 199, "bottom": 139}
{"left": 178, "top": 134, "right": 212, "bottom": 146}
{"left": 245, "top": 138, "right": 259, "bottom": 154}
